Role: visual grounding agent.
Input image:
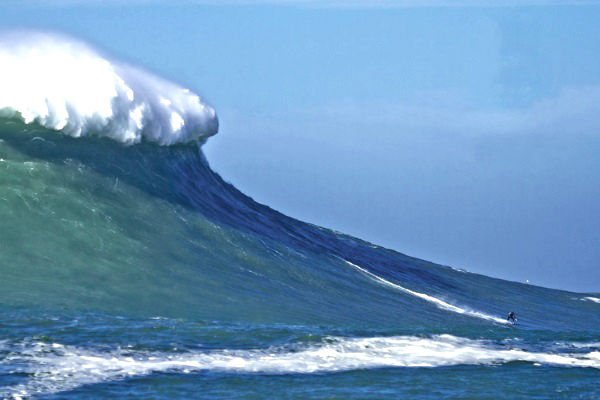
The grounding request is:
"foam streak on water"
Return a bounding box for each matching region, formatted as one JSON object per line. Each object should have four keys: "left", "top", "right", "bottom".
{"left": 345, "top": 260, "right": 508, "bottom": 324}
{"left": 583, "top": 297, "right": 600, "bottom": 304}
{"left": 2, "top": 335, "right": 600, "bottom": 399}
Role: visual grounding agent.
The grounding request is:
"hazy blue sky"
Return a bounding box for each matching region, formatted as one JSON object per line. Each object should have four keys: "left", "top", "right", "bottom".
{"left": 2, "top": 1, "right": 600, "bottom": 291}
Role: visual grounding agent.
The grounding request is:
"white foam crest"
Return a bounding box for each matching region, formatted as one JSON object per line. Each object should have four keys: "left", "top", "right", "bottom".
{"left": 344, "top": 260, "right": 508, "bottom": 324}
{"left": 0, "top": 32, "right": 218, "bottom": 145}
{"left": 583, "top": 296, "right": 600, "bottom": 304}
{"left": 3, "top": 335, "right": 600, "bottom": 398}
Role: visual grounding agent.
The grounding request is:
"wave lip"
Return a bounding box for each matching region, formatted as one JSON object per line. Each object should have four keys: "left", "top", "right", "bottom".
{"left": 0, "top": 32, "right": 218, "bottom": 145}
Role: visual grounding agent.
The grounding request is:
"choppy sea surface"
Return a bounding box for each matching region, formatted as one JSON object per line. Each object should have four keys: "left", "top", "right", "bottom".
{"left": 1, "top": 34, "right": 599, "bottom": 399}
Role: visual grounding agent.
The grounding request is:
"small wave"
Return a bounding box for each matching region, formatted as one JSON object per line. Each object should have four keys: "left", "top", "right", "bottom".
{"left": 582, "top": 297, "right": 600, "bottom": 304}
{"left": 344, "top": 260, "right": 508, "bottom": 324}
{"left": 0, "top": 31, "right": 218, "bottom": 145}
{"left": 553, "top": 341, "right": 600, "bottom": 350}
{"left": 3, "top": 335, "right": 599, "bottom": 398}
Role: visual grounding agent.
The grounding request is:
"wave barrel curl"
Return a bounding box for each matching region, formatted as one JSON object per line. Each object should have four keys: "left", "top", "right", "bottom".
{"left": 0, "top": 32, "right": 218, "bottom": 145}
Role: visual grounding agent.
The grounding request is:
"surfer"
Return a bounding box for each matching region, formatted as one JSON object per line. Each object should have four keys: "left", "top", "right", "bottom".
{"left": 507, "top": 311, "right": 517, "bottom": 324}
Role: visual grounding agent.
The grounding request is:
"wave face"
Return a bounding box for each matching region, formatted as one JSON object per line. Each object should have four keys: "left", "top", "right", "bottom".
{"left": 1, "top": 34, "right": 599, "bottom": 399}
{"left": 0, "top": 32, "right": 218, "bottom": 145}
{"left": 1, "top": 124, "right": 595, "bottom": 329}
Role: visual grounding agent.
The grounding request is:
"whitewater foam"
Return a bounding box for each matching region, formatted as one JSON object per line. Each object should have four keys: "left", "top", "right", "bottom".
{"left": 3, "top": 335, "right": 599, "bottom": 398}
{"left": 344, "top": 260, "right": 508, "bottom": 324}
{"left": 0, "top": 32, "right": 218, "bottom": 145}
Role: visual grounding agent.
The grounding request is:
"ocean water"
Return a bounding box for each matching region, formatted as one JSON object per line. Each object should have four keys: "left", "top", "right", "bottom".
{"left": 1, "top": 34, "right": 599, "bottom": 399}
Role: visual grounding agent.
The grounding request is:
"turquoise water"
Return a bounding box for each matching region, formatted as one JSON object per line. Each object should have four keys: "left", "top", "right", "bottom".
{"left": 0, "top": 121, "right": 599, "bottom": 399}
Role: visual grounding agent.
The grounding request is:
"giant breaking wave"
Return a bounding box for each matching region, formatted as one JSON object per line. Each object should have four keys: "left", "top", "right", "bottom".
{"left": 2, "top": 30, "right": 600, "bottom": 400}
{"left": 0, "top": 32, "right": 218, "bottom": 145}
